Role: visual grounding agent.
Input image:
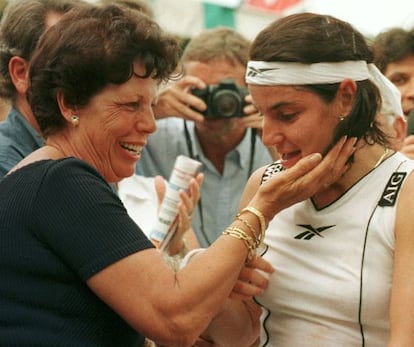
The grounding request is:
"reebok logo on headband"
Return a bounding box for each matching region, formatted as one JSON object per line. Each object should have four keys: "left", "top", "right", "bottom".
{"left": 245, "top": 60, "right": 370, "bottom": 85}
{"left": 245, "top": 60, "right": 403, "bottom": 116}
{"left": 247, "top": 67, "right": 280, "bottom": 78}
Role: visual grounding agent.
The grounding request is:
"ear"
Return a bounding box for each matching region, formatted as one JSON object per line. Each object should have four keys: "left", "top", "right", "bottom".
{"left": 56, "top": 90, "right": 75, "bottom": 124}
{"left": 9, "top": 56, "right": 30, "bottom": 95}
{"left": 392, "top": 115, "right": 407, "bottom": 150}
{"left": 337, "top": 79, "right": 358, "bottom": 116}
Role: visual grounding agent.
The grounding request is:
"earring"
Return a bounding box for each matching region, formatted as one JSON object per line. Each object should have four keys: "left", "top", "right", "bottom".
{"left": 71, "top": 115, "right": 79, "bottom": 127}
{"left": 339, "top": 115, "right": 345, "bottom": 121}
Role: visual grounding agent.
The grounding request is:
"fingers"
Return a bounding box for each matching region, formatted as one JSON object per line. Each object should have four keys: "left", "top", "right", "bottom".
{"left": 239, "top": 94, "right": 264, "bottom": 129}
{"left": 176, "top": 201, "right": 191, "bottom": 235}
{"left": 178, "top": 192, "right": 194, "bottom": 224}
{"left": 153, "top": 76, "right": 207, "bottom": 122}
{"left": 178, "top": 174, "right": 203, "bottom": 217}
{"left": 230, "top": 259, "right": 273, "bottom": 299}
{"left": 282, "top": 136, "right": 356, "bottom": 185}
{"left": 251, "top": 136, "right": 357, "bottom": 221}
{"left": 154, "top": 175, "right": 166, "bottom": 209}
{"left": 178, "top": 75, "right": 206, "bottom": 91}
{"left": 248, "top": 256, "right": 274, "bottom": 275}
{"left": 301, "top": 136, "right": 357, "bottom": 189}
{"left": 186, "top": 177, "right": 201, "bottom": 206}
{"left": 238, "top": 113, "right": 264, "bottom": 129}
{"left": 195, "top": 172, "right": 204, "bottom": 186}
{"left": 230, "top": 281, "right": 264, "bottom": 301}
{"left": 173, "top": 174, "right": 204, "bottom": 241}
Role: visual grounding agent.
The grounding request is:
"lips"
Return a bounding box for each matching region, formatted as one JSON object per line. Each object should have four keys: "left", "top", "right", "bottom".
{"left": 119, "top": 142, "right": 143, "bottom": 155}
{"left": 280, "top": 150, "right": 301, "bottom": 168}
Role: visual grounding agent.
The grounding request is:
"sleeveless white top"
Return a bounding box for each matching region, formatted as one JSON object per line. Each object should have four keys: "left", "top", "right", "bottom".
{"left": 257, "top": 152, "right": 414, "bottom": 347}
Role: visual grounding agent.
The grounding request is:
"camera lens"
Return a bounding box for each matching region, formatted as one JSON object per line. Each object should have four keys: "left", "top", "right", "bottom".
{"left": 211, "top": 90, "right": 242, "bottom": 118}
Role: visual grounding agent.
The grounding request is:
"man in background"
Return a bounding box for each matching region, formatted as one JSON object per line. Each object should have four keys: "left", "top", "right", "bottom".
{"left": 0, "top": 0, "right": 85, "bottom": 177}
{"left": 372, "top": 26, "right": 414, "bottom": 158}
{"left": 134, "top": 27, "right": 274, "bottom": 247}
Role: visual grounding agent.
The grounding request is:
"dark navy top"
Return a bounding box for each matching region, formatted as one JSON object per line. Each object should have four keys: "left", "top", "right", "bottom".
{"left": 0, "top": 158, "right": 154, "bottom": 346}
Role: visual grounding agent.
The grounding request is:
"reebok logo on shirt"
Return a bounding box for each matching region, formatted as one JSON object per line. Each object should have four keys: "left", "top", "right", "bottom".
{"left": 294, "top": 224, "right": 335, "bottom": 240}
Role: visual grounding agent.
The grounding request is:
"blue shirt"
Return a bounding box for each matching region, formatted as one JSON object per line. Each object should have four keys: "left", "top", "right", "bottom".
{"left": 0, "top": 107, "right": 44, "bottom": 178}
{"left": 138, "top": 118, "right": 273, "bottom": 247}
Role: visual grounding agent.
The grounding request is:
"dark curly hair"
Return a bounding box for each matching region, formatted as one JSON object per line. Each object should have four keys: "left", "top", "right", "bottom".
{"left": 28, "top": 4, "right": 180, "bottom": 137}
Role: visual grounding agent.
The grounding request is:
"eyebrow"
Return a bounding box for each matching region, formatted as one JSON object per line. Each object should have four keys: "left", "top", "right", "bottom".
{"left": 268, "top": 101, "right": 296, "bottom": 111}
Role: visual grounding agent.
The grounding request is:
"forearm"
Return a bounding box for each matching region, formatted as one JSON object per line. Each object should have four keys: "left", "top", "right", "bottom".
{"left": 201, "top": 298, "right": 261, "bottom": 347}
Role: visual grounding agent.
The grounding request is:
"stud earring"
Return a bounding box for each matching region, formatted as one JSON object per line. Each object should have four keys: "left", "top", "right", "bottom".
{"left": 339, "top": 115, "right": 345, "bottom": 121}
{"left": 71, "top": 115, "right": 79, "bottom": 127}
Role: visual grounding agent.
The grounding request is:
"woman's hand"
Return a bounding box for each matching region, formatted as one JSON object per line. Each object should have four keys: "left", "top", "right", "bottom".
{"left": 230, "top": 256, "right": 274, "bottom": 300}
{"left": 155, "top": 173, "right": 204, "bottom": 255}
{"left": 153, "top": 75, "right": 207, "bottom": 122}
{"left": 238, "top": 94, "right": 264, "bottom": 130}
{"left": 248, "top": 136, "right": 357, "bottom": 223}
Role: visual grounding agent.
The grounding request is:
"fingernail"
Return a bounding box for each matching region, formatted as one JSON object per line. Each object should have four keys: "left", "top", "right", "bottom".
{"left": 309, "top": 153, "right": 322, "bottom": 163}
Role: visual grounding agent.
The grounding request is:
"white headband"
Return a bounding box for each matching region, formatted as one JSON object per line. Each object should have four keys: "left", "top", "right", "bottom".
{"left": 246, "top": 60, "right": 403, "bottom": 118}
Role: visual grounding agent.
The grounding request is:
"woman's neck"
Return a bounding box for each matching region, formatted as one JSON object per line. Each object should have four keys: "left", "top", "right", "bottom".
{"left": 312, "top": 142, "right": 393, "bottom": 208}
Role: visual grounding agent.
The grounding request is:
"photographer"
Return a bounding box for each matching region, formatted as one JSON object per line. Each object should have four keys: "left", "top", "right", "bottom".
{"left": 125, "top": 27, "right": 274, "bottom": 247}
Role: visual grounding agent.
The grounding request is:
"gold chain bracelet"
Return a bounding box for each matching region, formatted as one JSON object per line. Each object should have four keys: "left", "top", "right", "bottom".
{"left": 237, "top": 206, "right": 267, "bottom": 247}
{"left": 235, "top": 215, "right": 260, "bottom": 247}
{"left": 222, "top": 226, "right": 257, "bottom": 263}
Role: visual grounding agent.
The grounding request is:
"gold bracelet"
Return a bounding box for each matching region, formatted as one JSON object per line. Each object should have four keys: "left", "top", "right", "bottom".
{"left": 222, "top": 226, "right": 257, "bottom": 263}
{"left": 235, "top": 215, "right": 260, "bottom": 247}
{"left": 223, "top": 227, "right": 256, "bottom": 264}
{"left": 238, "top": 206, "right": 267, "bottom": 246}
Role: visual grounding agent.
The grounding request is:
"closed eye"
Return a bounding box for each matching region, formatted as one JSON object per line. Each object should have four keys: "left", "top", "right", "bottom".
{"left": 389, "top": 74, "right": 408, "bottom": 86}
{"left": 122, "top": 102, "right": 140, "bottom": 111}
{"left": 277, "top": 112, "right": 299, "bottom": 122}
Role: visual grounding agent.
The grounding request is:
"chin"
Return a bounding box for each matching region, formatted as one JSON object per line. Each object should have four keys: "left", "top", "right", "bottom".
{"left": 120, "top": 166, "right": 136, "bottom": 179}
{"left": 105, "top": 169, "right": 133, "bottom": 183}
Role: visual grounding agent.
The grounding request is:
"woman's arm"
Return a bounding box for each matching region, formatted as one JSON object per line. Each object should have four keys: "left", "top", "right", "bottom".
{"left": 199, "top": 256, "right": 274, "bottom": 346}
{"left": 88, "top": 136, "right": 356, "bottom": 346}
{"left": 199, "top": 298, "right": 262, "bottom": 347}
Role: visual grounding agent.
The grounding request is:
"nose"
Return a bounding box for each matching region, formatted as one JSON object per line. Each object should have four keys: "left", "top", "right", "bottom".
{"left": 262, "top": 118, "right": 283, "bottom": 147}
{"left": 406, "top": 78, "right": 414, "bottom": 98}
{"left": 138, "top": 108, "right": 157, "bottom": 135}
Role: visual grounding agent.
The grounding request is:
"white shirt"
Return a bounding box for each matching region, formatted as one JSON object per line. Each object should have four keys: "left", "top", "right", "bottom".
{"left": 257, "top": 152, "right": 414, "bottom": 347}
{"left": 117, "top": 175, "right": 159, "bottom": 237}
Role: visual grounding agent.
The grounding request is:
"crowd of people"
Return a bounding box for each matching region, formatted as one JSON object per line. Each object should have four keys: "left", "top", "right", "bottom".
{"left": 0, "top": 0, "right": 414, "bottom": 346}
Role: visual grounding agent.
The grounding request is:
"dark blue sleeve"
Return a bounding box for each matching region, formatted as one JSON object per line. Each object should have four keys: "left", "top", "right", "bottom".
{"left": 33, "top": 158, "right": 154, "bottom": 280}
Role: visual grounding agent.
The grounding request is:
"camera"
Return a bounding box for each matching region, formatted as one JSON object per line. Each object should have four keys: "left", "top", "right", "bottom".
{"left": 191, "top": 79, "right": 248, "bottom": 119}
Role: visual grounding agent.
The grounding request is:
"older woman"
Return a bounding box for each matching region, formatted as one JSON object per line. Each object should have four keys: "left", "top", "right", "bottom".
{"left": 0, "top": 5, "right": 355, "bottom": 346}
{"left": 238, "top": 12, "right": 414, "bottom": 346}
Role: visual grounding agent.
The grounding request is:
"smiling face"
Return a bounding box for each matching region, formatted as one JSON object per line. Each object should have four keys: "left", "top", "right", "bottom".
{"left": 68, "top": 61, "right": 157, "bottom": 182}
{"left": 249, "top": 84, "right": 341, "bottom": 168}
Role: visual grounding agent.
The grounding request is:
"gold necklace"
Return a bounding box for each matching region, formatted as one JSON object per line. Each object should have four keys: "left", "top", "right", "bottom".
{"left": 374, "top": 147, "right": 389, "bottom": 169}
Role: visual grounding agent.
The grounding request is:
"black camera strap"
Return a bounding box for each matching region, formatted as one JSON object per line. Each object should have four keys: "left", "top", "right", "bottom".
{"left": 183, "top": 120, "right": 257, "bottom": 245}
